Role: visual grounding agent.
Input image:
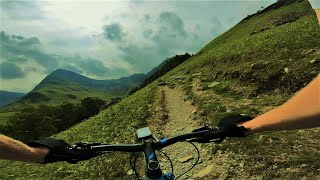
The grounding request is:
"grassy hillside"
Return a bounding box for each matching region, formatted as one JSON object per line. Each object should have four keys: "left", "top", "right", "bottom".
{"left": 0, "top": 83, "right": 157, "bottom": 179}
{"left": 0, "top": 86, "right": 110, "bottom": 126}
{"left": 2, "top": 69, "right": 146, "bottom": 111}
{"left": 16, "top": 83, "right": 111, "bottom": 108}
{"left": 0, "top": 111, "right": 16, "bottom": 126}
{"left": 159, "top": 0, "right": 320, "bottom": 178}
{"left": 2, "top": 84, "right": 112, "bottom": 112}
{"left": 34, "top": 69, "right": 146, "bottom": 97}
{"left": 0, "top": 0, "right": 319, "bottom": 179}
{"left": 129, "top": 53, "right": 192, "bottom": 95}
{"left": 190, "top": 0, "right": 319, "bottom": 94}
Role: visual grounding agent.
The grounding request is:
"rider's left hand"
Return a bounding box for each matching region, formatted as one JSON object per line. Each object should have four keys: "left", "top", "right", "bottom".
{"left": 28, "top": 138, "right": 98, "bottom": 164}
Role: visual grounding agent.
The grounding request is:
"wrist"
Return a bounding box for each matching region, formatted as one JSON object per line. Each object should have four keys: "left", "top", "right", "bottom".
{"left": 31, "top": 147, "right": 49, "bottom": 163}
{"left": 237, "top": 118, "right": 261, "bottom": 135}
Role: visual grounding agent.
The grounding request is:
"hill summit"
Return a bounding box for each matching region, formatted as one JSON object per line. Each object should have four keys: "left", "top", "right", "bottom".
{"left": 35, "top": 69, "right": 146, "bottom": 95}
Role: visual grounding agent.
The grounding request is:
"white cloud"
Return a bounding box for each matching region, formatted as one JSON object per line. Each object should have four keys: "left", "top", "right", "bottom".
{"left": 1, "top": 0, "right": 277, "bottom": 92}
{"left": 0, "top": 59, "right": 47, "bottom": 93}
{"left": 43, "top": 1, "right": 131, "bottom": 34}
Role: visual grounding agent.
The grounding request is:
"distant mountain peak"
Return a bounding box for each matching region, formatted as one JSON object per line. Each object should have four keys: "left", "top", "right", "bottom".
{"left": 51, "top": 68, "right": 67, "bottom": 73}
{"left": 52, "top": 68, "right": 76, "bottom": 73}
{"left": 49, "top": 68, "right": 83, "bottom": 77}
{"left": 42, "top": 68, "right": 94, "bottom": 85}
{"left": 27, "top": 68, "right": 147, "bottom": 103}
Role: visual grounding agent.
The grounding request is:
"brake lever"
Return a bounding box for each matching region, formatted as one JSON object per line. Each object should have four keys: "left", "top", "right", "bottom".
{"left": 192, "top": 126, "right": 220, "bottom": 132}
{"left": 190, "top": 126, "right": 224, "bottom": 143}
{"left": 67, "top": 142, "right": 106, "bottom": 164}
{"left": 69, "top": 142, "right": 102, "bottom": 150}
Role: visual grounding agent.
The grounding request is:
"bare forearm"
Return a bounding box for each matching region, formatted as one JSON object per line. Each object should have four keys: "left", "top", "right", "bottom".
{"left": 243, "top": 105, "right": 319, "bottom": 133}
{"left": 0, "top": 135, "right": 48, "bottom": 163}
{"left": 242, "top": 75, "right": 320, "bottom": 133}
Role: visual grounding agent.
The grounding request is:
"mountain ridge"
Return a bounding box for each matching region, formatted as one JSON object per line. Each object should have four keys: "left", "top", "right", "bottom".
{"left": 34, "top": 68, "right": 146, "bottom": 94}
{"left": 3, "top": 69, "right": 147, "bottom": 110}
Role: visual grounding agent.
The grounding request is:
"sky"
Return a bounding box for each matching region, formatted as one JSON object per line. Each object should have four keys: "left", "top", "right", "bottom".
{"left": 0, "top": 0, "right": 277, "bottom": 93}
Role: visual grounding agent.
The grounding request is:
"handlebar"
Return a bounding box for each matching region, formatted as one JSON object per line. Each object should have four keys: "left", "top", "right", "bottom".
{"left": 66, "top": 126, "right": 223, "bottom": 179}
{"left": 70, "top": 126, "right": 222, "bottom": 154}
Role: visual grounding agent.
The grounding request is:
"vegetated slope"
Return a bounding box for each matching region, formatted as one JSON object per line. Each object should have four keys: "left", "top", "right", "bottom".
{"left": 2, "top": 69, "right": 146, "bottom": 111}
{"left": 0, "top": 83, "right": 157, "bottom": 179}
{"left": 0, "top": 90, "right": 25, "bottom": 107}
{"left": 145, "top": 53, "right": 192, "bottom": 79}
{"left": 158, "top": 0, "right": 320, "bottom": 178}
{"left": 0, "top": 111, "right": 16, "bottom": 126}
{"left": 128, "top": 53, "right": 192, "bottom": 95}
{"left": 37, "top": 69, "right": 147, "bottom": 96}
{"left": 0, "top": 0, "right": 319, "bottom": 179}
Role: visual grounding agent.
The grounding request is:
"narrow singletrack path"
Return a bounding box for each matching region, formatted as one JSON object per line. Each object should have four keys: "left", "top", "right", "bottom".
{"left": 147, "top": 86, "right": 231, "bottom": 179}
{"left": 155, "top": 86, "right": 202, "bottom": 179}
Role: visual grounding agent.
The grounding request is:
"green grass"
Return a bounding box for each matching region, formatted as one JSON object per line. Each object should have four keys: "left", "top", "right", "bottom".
{"left": 0, "top": 0, "right": 319, "bottom": 178}
{"left": 36, "top": 83, "right": 113, "bottom": 105}
{"left": 173, "top": 0, "right": 319, "bottom": 94}
{"left": 0, "top": 111, "right": 16, "bottom": 126}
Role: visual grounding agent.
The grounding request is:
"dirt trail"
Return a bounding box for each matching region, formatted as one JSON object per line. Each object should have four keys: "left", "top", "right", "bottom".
{"left": 157, "top": 86, "right": 202, "bottom": 179}
{"left": 147, "top": 86, "right": 232, "bottom": 179}
{"left": 162, "top": 86, "right": 199, "bottom": 136}
{"left": 146, "top": 82, "right": 320, "bottom": 180}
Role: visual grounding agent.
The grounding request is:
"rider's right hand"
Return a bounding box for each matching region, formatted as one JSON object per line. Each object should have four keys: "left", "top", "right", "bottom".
{"left": 217, "top": 114, "right": 253, "bottom": 139}
{"left": 28, "top": 138, "right": 98, "bottom": 164}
